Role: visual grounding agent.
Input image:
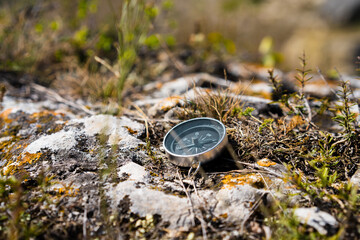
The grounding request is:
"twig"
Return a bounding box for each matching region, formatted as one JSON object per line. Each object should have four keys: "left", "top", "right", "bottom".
{"left": 226, "top": 145, "right": 244, "bottom": 170}
{"left": 30, "top": 83, "right": 95, "bottom": 115}
{"left": 132, "top": 104, "right": 150, "bottom": 140}
{"left": 176, "top": 170, "right": 196, "bottom": 226}
{"left": 94, "top": 56, "right": 120, "bottom": 78}
{"left": 258, "top": 173, "right": 284, "bottom": 213}
{"left": 303, "top": 97, "right": 312, "bottom": 123}
{"left": 191, "top": 180, "right": 208, "bottom": 240}
{"left": 83, "top": 201, "right": 87, "bottom": 240}
{"left": 157, "top": 34, "right": 187, "bottom": 74}
{"left": 316, "top": 68, "right": 338, "bottom": 98}
{"left": 187, "top": 162, "right": 202, "bottom": 179}
{"left": 240, "top": 191, "right": 267, "bottom": 234}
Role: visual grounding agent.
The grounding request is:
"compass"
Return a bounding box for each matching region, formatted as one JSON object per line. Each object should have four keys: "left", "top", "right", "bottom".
{"left": 163, "top": 117, "right": 228, "bottom": 167}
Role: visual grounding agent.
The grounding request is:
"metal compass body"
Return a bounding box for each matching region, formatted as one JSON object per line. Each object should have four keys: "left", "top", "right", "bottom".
{"left": 163, "top": 117, "right": 228, "bottom": 167}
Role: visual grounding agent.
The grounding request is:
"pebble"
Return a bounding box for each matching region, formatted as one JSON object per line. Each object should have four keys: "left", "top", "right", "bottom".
{"left": 294, "top": 207, "right": 339, "bottom": 235}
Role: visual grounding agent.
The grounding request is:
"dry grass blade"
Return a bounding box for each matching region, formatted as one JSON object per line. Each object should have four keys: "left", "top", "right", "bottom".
{"left": 94, "top": 56, "right": 120, "bottom": 78}
{"left": 191, "top": 180, "right": 208, "bottom": 240}
{"left": 176, "top": 170, "right": 196, "bottom": 226}
{"left": 132, "top": 104, "right": 150, "bottom": 140}
{"left": 188, "top": 86, "right": 243, "bottom": 123}
{"left": 83, "top": 201, "right": 87, "bottom": 240}
{"left": 30, "top": 83, "right": 95, "bottom": 115}
{"left": 240, "top": 192, "right": 267, "bottom": 235}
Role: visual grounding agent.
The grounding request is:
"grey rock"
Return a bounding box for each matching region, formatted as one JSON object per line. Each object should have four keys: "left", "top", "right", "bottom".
{"left": 344, "top": 75, "right": 360, "bottom": 89}
{"left": 214, "top": 184, "right": 266, "bottom": 223}
{"left": 320, "top": 0, "right": 360, "bottom": 25}
{"left": 255, "top": 158, "right": 287, "bottom": 178}
{"left": 73, "top": 115, "right": 145, "bottom": 148}
{"left": 108, "top": 162, "right": 194, "bottom": 229}
{"left": 227, "top": 62, "right": 283, "bottom": 81}
{"left": 25, "top": 115, "right": 145, "bottom": 154}
{"left": 25, "top": 130, "right": 78, "bottom": 154}
{"left": 350, "top": 169, "right": 360, "bottom": 187}
{"left": 108, "top": 162, "right": 272, "bottom": 229}
{"left": 150, "top": 73, "right": 232, "bottom": 98}
{"left": 0, "top": 136, "right": 12, "bottom": 143}
{"left": 294, "top": 207, "right": 339, "bottom": 235}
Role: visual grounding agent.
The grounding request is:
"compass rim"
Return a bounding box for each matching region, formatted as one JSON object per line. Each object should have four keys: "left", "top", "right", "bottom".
{"left": 163, "top": 117, "right": 227, "bottom": 162}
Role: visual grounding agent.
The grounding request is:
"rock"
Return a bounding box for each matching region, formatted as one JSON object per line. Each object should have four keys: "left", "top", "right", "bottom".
{"left": 294, "top": 207, "right": 339, "bottom": 235}
{"left": 147, "top": 96, "right": 184, "bottom": 117}
{"left": 108, "top": 162, "right": 195, "bottom": 229}
{"left": 320, "top": 0, "right": 360, "bottom": 25}
{"left": 108, "top": 162, "right": 277, "bottom": 230}
{"left": 226, "top": 62, "right": 284, "bottom": 82}
{"left": 343, "top": 75, "right": 360, "bottom": 89}
{"left": 0, "top": 136, "right": 12, "bottom": 143}
{"left": 255, "top": 158, "right": 287, "bottom": 178}
{"left": 3, "top": 57, "right": 356, "bottom": 238}
{"left": 350, "top": 169, "right": 360, "bottom": 187}
{"left": 25, "top": 129, "right": 77, "bottom": 154}
{"left": 118, "top": 161, "right": 149, "bottom": 182}
{"left": 24, "top": 115, "right": 145, "bottom": 154}
{"left": 135, "top": 86, "right": 281, "bottom": 119}
{"left": 214, "top": 184, "right": 266, "bottom": 223}
{"left": 2, "top": 96, "right": 61, "bottom": 115}
{"left": 72, "top": 115, "right": 145, "bottom": 148}
{"left": 148, "top": 73, "right": 232, "bottom": 98}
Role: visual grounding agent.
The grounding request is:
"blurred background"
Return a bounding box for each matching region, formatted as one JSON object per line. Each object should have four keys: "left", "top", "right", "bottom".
{"left": 171, "top": 0, "right": 360, "bottom": 73}
{"left": 0, "top": 0, "right": 359, "bottom": 99}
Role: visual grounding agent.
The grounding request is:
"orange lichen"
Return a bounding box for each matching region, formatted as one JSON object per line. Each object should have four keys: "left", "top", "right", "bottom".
{"left": 16, "top": 143, "right": 28, "bottom": 150}
{"left": 155, "top": 82, "right": 163, "bottom": 89}
{"left": 160, "top": 96, "right": 183, "bottom": 111}
{"left": 219, "top": 213, "right": 228, "bottom": 219}
{"left": 30, "top": 110, "right": 60, "bottom": 118}
{"left": 55, "top": 186, "right": 79, "bottom": 197}
{"left": 257, "top": 158, "right": 276, "bottom": 167}
{"left": 4, "top": 152, "right": 42, "bottom": 175}
{"left": 0, "top": 108, "right": 13, "bottom": 123}
{"left": 221, "top": 173, "right": 266, "bottom": 190}
{"left": 54, "top": 187, "right": 79, "bottom": 197}
{"left": 259, "top": 91, "right": 272, "bottom": 100}
{"left": 0, "top": 138, "right": 15, "bottom": 152}
{"left": 28, "top": 111, "right": 61, "bottom": 124}
{"left": 125, "top": 126, "right": 138, "bottom": 135}
{"left": 0, "top": 110, "right": 68, "bottom": 176}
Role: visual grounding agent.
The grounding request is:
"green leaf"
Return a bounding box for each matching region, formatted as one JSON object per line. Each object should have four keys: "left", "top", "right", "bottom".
{"left": 144, "top": 35, "right": 160, "bottom": 50}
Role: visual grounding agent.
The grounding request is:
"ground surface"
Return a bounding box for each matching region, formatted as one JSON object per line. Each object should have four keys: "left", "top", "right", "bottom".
{"left": 1, "top": 55, "right": 360, "bottom": 239}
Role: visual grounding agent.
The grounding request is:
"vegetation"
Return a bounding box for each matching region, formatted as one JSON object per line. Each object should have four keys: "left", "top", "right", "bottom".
{"left": 1, "top": 0, "right": 360, "bottom": 239}
{"left": 177, "top": 55, "right": 360, "bottom": 239}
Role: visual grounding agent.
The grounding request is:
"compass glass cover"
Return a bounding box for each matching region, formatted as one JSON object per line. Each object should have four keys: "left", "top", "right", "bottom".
{"left": 164, "top": 118, "right": 226, "bottom": 156}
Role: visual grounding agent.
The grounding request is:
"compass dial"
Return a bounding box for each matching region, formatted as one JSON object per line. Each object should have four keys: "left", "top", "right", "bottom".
{"left": 172, "top": 127, "right": 219, "bottom": 155}
{"left": 163, "top": 117, "right": 228, "bottom": 167}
